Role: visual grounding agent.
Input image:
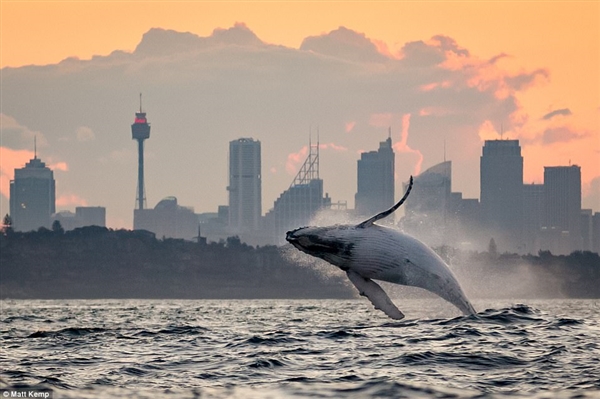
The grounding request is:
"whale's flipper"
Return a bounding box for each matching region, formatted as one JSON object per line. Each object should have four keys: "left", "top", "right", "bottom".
{"left": 357, "top": 176, "right": 413, "bottom": 229}
{"left": 346, "top": 270, "right": 405, "bottom": 320}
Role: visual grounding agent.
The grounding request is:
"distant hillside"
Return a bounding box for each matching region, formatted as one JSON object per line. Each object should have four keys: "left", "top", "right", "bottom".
{"left": 0, "top": 226, "right": 353, "bottom": 299}
{"left": 1, "top": 227, "right": 598, "bottom": 300}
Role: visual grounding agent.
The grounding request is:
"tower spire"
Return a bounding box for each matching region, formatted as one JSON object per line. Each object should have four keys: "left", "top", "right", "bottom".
{"left": 34, "top": 136, "right": 37, "bottom": 159}
{"left": 139, "top": 92, "right": 143, "bottom": 113}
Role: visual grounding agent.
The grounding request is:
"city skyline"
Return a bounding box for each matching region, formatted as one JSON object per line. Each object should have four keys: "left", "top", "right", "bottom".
{"left": 3, "top": 103, "right": 598, "bottom": 232}
{"left": 6, "top": 133, "right": 599, "bottom": 254}
{"left": 1, "top": 4, "right": 598, "bottom": 228}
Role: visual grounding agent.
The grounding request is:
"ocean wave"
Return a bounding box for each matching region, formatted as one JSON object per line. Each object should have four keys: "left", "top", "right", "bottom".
{"left": 1, "top": 299, "right": 598, "bottom": 399}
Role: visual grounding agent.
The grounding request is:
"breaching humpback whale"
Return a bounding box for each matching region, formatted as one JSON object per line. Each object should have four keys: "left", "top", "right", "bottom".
{"left": 286, "top": 176, "right": 476, "bottom": 320}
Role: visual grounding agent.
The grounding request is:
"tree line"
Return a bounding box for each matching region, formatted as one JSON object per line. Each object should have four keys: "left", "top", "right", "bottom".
{"left": 1, "top": 222, "right": 598, "bottom": 299}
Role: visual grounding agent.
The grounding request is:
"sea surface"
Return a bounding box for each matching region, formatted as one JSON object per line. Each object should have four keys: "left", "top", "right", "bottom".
{"left": 1, "top": 299, "right": 599, "bottom": 398}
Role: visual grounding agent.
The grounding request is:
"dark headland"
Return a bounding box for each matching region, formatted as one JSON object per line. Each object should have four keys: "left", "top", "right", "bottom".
{"left": 1, "top": 226, "right": 598, "bottom": 299}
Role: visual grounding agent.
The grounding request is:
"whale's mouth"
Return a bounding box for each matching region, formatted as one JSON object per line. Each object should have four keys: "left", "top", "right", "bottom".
{"left": 285, "top": 227, "right": 307, "bottom": 243}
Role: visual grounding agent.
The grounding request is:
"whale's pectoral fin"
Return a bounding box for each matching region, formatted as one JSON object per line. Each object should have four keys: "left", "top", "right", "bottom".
{"left": 357, "top": 176, "right": 413, "bottom": 228}
{"left": 346, "top": 270, "right": 405, "bottom": 320}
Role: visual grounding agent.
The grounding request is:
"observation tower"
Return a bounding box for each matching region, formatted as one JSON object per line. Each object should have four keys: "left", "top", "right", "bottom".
{"left": 131, "top": 94, "right": 151, "bottom": 210}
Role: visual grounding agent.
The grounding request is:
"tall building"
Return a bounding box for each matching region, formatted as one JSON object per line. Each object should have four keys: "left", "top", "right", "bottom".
{"left": 541, "top": 165, "right": 582, "bottom": 254}
{"left": 593, "top": 213, "right": 600, "bottom": 254}
{"left": 10, "top": 154, "right": 56, "bottom": 232}
{"left": 405, "top": 161, "right": 452, "bottom": 217}
{"left": 264, "top": 141, "right": 330, "bottom": 245}
{"left": 355, "top": 134, "right": 395, "bottom": 217}
{"left": 228, "top": 138, "right": 262, "bottom": 232}
{"left": 75, "top": 206, "right": 106, "bottom": 228}
{"left": 51, "top": 206, "right": 106, "bottom": 231}
{"left": 581, "top": 209, "right": 593, "bottom": 252}
{"left": 402, "top": 161, "right": 451, "bottom": 244}
{"left": 480, "top": 139, "right": 523, "bottom": 252}
{"left": 401, "top": 161, "right": 481, "bottom": 249}
{"left": 522, "top": 183, "right": 545, "bottom": 254}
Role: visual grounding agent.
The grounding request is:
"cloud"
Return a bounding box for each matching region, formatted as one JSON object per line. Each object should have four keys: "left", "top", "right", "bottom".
{"left": 345, "top": 121, "right": 356, "bottom": 133}
{"left": 300, "top": 26, "right": 388, "bottom": 62}
{"left": 488, "top": 53, "right": 510, "bottom": 64}
{"left": 478, "top": 120, "right": 500, "bottom": 141}
{"left": 399, "top": 40, "right": 446, "bottom": 67}
{"left": 49, "top": 161, "right": 68, "bottom": 171}
{"left": 0, "top": 147, "right": 34, "bottom": 202}
{"left": 56, "top": 193, "right": 88, "bottom": 208}
{"left": 542, "top": 108, "right": 572, "bottom": 120}
{"left": 0, "top": 114, "right": 47, "bottom": 151}
{"left": 392, "top": 114, "right": 423, "bottom": 176}
{"left": 319, "top": 142, "right": 348, "bottom": 152}
{"left": 505, "top": 68, "right": 549, "bottom": 91}
{"left": 430, "top": 35, "right": 470, "bottom": 57}
{"left": 286, "top": 146, "right": 308, "bottom": 175}
{"left": 1, "top": 24, "right": 567, "bottom": 227}
{"left": 541, "top": 127, "right": 589, "bottom": 145}
{"left": 419, "top": 81, "right": 452, "bottom": 92}
{"left": 133, "top": 23, "right": 263, "bottom": 57}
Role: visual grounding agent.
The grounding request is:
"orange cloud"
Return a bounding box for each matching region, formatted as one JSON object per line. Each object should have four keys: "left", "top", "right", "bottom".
{"left": 371, "top": 38, "right": 396, "bottom": 59}
{"left": 419, "top": 80, "right": 452, "bottom": 92}
{"left": 319, "top": 142, "right": 348, "bottom": 152}
{"left": 49, "top": 162, "right": 68, "bottom": 171}
{"left": 0, "top": 147, "right": 34, "bottom": 200}
{"left": 56, "top": 194, "right": 88, "bottom": 208}
{"left": 345, "top": 121, "right": 356, "bottom": 133}
{"left": 478, "top": 120, "right": 500, "bottom": 141}
{"left": 393, "top": 114, "right": 423, "bottom": 176}
{"left": 286, "top": 145, "right": 308, "bottom": 175}
{"left": 418, "top": 106, "right": 452, "bottom": 117}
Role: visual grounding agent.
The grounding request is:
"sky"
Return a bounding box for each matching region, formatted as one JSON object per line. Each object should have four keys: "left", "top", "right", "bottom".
{"left": 1, "top": 1, "right": 599, "bottom": 229}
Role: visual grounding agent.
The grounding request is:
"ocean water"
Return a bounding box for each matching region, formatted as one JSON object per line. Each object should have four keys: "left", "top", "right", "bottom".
{"left": 1, "top": 299, "right": 599, "bottom": 399}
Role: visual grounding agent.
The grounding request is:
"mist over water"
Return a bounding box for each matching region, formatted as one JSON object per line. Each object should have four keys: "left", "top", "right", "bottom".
{"left": 2, "top": 299, "right": 599, "bottom": 399}
{"left": 288, "top": 209, "right": 569, "bottom": 304}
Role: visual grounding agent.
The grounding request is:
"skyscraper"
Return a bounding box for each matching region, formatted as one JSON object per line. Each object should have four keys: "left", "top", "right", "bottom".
{"left": 228, "top": 138, "right": 262, "bottom": 232}
{"left": 402, "top": 161, "right": 451, "bottom": 245}
{"left": 522, "top": 183, "right": 545, "bottom": 254}
{"left": 264, "top": 141, "right": 330, "bottom": 244}
{"left": 480, "top": 139, "right": 523, "bottom": 252}
{"left": 542, "top": 165, "right": 582, "bottom": 253}
{"left": 405, "top": 161, "right": 452, "bottom": 217}
{"left": 355, "top": 135, "right": 395, "bottom": 217}
{"left": 10, "top": 153, "right": 56, "bottom": 232}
